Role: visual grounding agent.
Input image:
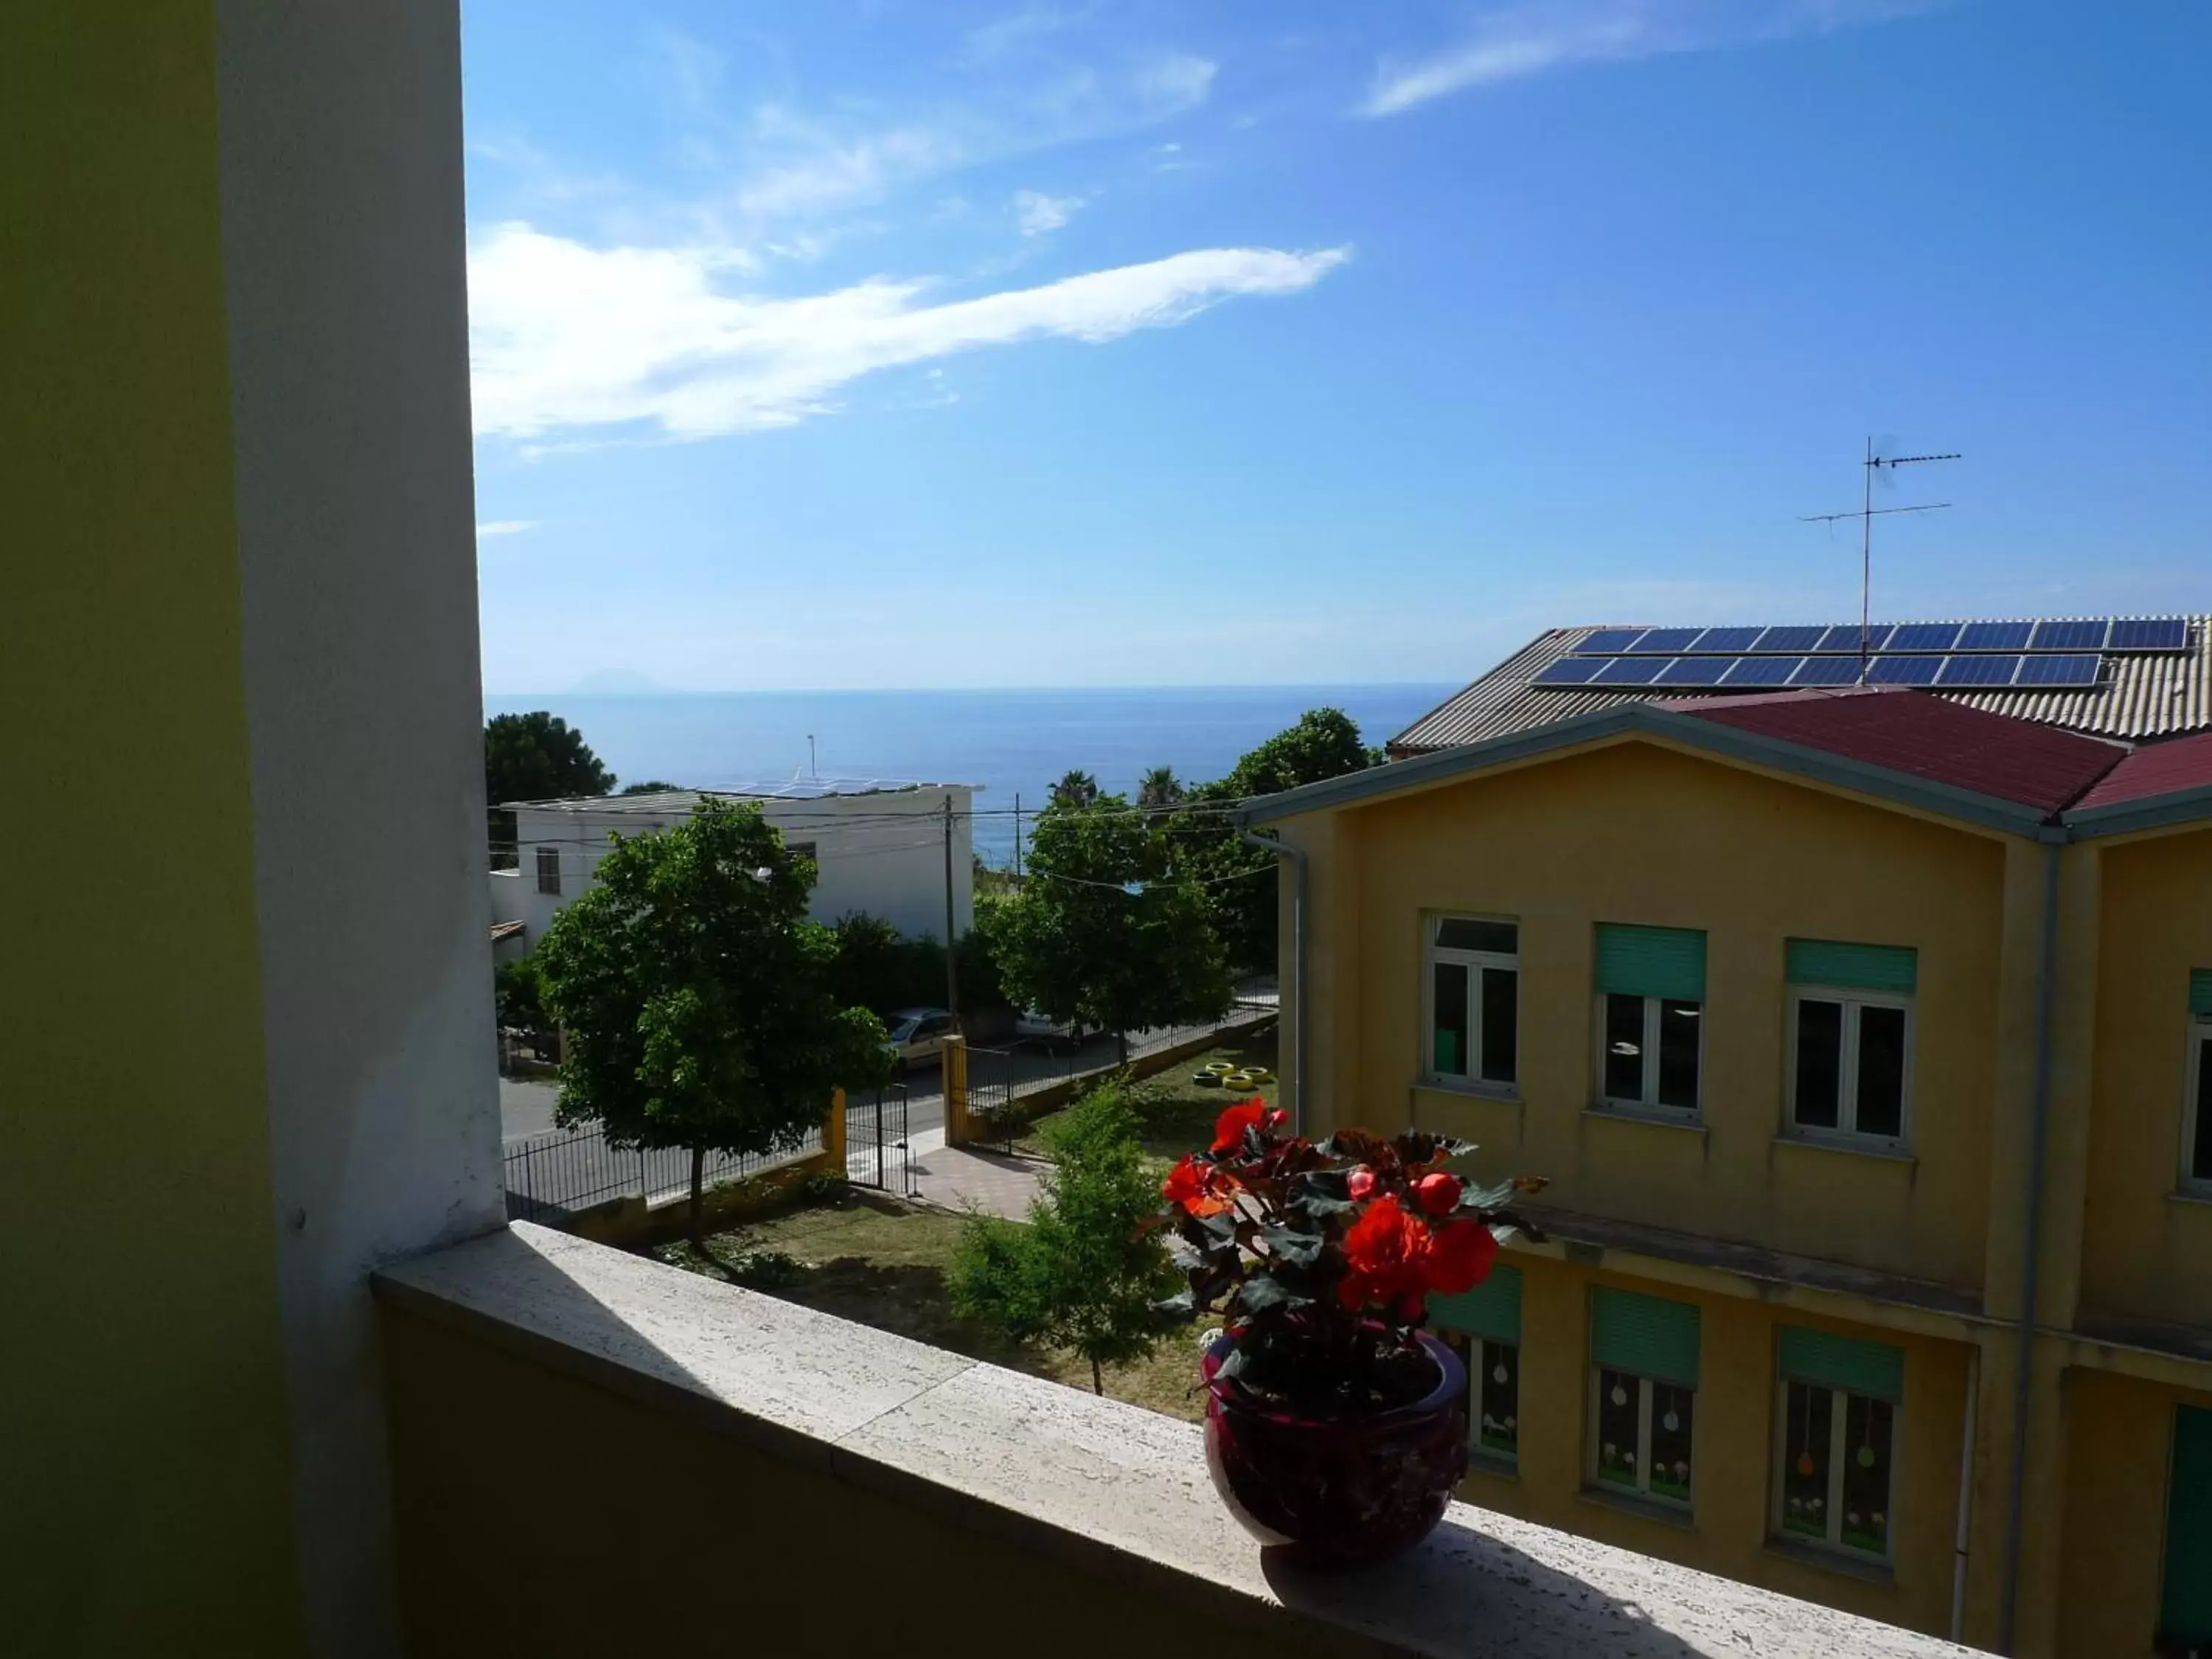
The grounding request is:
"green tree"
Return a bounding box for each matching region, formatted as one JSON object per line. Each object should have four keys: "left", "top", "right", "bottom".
{"left": 1172, "top": 709, "right": 1382, "bottom": 973}
{"left": 535, "top": 801, "right": 888, "bottom": 1239}
{"left": 950, "top": 1085, "right": 1178, "bottom": 1394}
{"left": 992, "top": 790, "right": 1230, "bottom": 1062}
{"left": 1136, "top": 765, "right": 1185, "bottom": 812}
{"left": 619, "top": 779, "right": 682, "bottom": 796}
{"left": 1048, "top": 768, "right": 1100, "bottom": 810}
{"left": 493, "top": 953, "right": 546, "bottom": 1033}
{"left": 485, "top": 712, "right": 616, "bottom": 868}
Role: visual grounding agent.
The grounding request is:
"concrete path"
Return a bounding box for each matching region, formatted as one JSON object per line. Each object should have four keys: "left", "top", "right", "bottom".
{"left": 889, "top": 1126, "right": 1046, "bottom": 1221}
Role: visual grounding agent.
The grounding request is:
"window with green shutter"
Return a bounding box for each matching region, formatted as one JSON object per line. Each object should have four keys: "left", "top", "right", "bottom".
{"left": 1787, "top": 939, "right": 1919, "bottom": 995}
{"left": 1592, "top": 1287, "right": 1700, "bottom": 1383}
{"left": 2190, "top": 970, "right": 2212, "bottom": 1018}
{"left": 1590, "top": 1287, "right": 1700, "bottom": 1507}
{"left": 1779, "top": 1326, "right": 1905, "bottom": 1400}
{"left": 2163, "top": 1406, "right": 2212, "bottom": 1646}
{"left": 1595, "top": 925, "right": 1706, "bottom": 1115}
{"left": 1433, "top": 1266, "right": 1524, "bottom": 1465}
{"left": 1430, "top": 1264, "right": 1521, "bottom": 1345}
{"left": 1787, "top": 940, "right": 1916, "bottom": 1150}
{"left": 2188, "top": 980, "right": 2212, "bottom": 1189}
{"left": 1596, "top": 925, "right": 1708, "bottom": 1001}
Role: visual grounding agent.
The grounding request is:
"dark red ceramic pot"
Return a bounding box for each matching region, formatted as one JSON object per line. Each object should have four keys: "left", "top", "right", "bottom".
{"left": 1200, "top": 1331, "right": 1467, "bottom": 1567}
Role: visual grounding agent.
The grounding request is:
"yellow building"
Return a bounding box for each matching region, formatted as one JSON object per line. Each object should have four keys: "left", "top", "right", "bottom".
{"left": 1244, "top": 684, "right": 2212, "bottom": 1656}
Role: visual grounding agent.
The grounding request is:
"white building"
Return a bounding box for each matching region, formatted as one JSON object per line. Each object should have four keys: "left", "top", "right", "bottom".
{"left": 487, "top": 779, "right": 976, "bottom": 953}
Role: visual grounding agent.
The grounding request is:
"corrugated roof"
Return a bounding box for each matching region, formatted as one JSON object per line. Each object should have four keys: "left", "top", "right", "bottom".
{"left": 1671, "top": 688, "right": 2127, "bottom": 814}
{"left": 504, "top": 779, "right": 976, "bottom": 812}
{"left": 1391, "top": 616, "right": 2212, "bottom": 755}
{"left": 2073, "top": 727, "right": 2212, "bottom": 812}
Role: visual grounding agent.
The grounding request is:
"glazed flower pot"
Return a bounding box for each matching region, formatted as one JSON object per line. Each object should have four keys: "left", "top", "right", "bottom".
{"left": 1200, "top": 1331, "right": 1467, "bottom": 1567}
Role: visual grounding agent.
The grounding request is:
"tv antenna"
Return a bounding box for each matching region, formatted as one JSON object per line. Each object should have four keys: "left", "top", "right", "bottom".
{"left": 1800, "top": 436, "right": 1959, "bottom": 682}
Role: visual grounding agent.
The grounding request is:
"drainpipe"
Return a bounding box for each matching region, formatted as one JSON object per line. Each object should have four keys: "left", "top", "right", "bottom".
{"left": 1239, "top": 828, "right": 1307, "bottom": 1135}
{"left": 1951, "top": 1343, "right": 1980, "bottom": 1645}
{"left": 1997, "top": 835, "right": 2064, "bottom": 1655}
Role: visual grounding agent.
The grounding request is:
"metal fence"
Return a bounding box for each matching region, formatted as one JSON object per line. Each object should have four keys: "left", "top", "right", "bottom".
{"left": 502, "top": 1123, "right": 824, "bottom": 1222}
{"left": 845, "top": 1082, "right": 915, "bottom": 1197}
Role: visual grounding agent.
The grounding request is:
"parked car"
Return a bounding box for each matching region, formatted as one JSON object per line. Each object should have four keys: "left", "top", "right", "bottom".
{"left": 882, "top": 1006, "right": 959, "bottom": 1074}
{"left": 1013, "top": 1008, "right": 1085, "bottom": 1054}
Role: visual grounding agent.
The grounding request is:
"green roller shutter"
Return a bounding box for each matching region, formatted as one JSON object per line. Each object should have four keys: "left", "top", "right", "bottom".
{"left": 1779, "top": 1326, "right": 1905, "bottom": 1401}
{"left": 2162, "top": 1406, "right": 2212, "bottom": 1646}
{"left": 2190, "top": 970, "right": 2212, "bottom": 1018}
{"left": 1595, "top": 925, "right": 1707, "bottom": 1003}
{"left": 1590, "top": 1287, "right": 1700, "bottom": 1385}
{"left": 1430, "top": 1264, "right": 1521, "bottom": 1345}
{"left": 1787, "top": 939, "right": 1919, "bottom": 995}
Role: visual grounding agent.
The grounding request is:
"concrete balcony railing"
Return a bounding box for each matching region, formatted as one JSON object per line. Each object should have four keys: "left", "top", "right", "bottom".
{"left": 375, "top": 1223, "right": 1978, "bottom": 1658}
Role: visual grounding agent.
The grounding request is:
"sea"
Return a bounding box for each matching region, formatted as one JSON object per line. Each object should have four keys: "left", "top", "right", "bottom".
{"left": 483, "top": 684, "right": 1461, "bottom": 868}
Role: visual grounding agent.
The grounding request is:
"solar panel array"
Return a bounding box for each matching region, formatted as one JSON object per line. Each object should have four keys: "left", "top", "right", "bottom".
{"left": 1530, "top": 616, "right": 2189, "bottom": 695}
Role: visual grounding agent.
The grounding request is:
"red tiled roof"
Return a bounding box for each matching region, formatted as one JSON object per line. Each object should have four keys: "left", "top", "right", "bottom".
{"left": 2072, "top": 728, "right": 2212, "bottom": 812}
{"left": 1662, "top": 687, "right": 2128, "bottom": 815}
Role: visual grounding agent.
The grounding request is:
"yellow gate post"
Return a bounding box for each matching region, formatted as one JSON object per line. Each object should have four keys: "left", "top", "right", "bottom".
{"left": 824, "top": 1087, "right": 846, "bottom": 1169}
{"left": 942, "top": 1036, "right": 971, "bottom": 1146}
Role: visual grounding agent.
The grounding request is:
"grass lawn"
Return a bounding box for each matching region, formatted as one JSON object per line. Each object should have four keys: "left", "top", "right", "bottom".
{"left": 656, "top": 1190, "right": 1211, "bottom": 1422}
{"left": 1010, "top": 1028, "right": 1281, "bottom": 1165}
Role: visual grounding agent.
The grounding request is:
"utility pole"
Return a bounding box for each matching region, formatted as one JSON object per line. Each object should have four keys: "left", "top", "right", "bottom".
{"left": 1801, "top": 438, "right": 1959, "bottom": 682}
{"left": 942, "top": 795, "right": 960, "bottom": 1018}
{"left": 807, "top": 734, "right": 817, "bottom": 779}
{"left": 1012, "top": 793, "right": 1023, "bottom": 882}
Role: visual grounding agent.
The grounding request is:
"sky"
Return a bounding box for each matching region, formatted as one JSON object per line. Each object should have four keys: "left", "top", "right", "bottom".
{"left": 463, "top": 1, "right": 2212, "bottom": 693}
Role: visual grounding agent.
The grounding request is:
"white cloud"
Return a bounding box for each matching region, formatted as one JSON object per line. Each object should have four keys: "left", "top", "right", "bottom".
{"left": 1013, "top": 189, "right": 1084, "bottom": 235}
{"left": 1362, "top": 0, "right": 1943, "bottom": 116}
{"left": 468, "top": 223, "right": 1349, "bottom": 442}
{"left": 476, "top": 520, "right": 539, "bottom": 538}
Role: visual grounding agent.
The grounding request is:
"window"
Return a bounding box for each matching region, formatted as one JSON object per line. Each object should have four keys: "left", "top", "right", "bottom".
{"left": 1431, "top": 1265, "right": 1522, "bottom": 1467}
{"left": 1773, "top": 1326, "right": 1903, "bottom": 1562}
{"left": 535, "top": 846, "right": 561, "bottom": 896}
{"left": 1425, "top": 916, "right": 1518, "bottom": 1088}
{"left": 1786, "top": 940, "right": 1917, "bottom": 1150}
{"left": 2182, "top": 971, "right": 2212, "bottom": 1191}
{"left": 2162, "top": 1405, "right": 2212, "bottom": 1652}
{"left": 1588, "top": 1287, "right": 1699, "bottom": 1507}
{"left": 1593, "top": 925, "right": 1705, "bottom": 1115}
{"left": 784, "top": 840, "right": 818, "bottom": 866}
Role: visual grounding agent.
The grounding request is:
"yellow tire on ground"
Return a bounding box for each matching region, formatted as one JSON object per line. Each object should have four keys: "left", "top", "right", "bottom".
{"left": 1242, "top": 1068, "right": 1274, "bottom": 1085}
{"left": 1222, "top": 1071, "right": 1256, "bottom": 1089}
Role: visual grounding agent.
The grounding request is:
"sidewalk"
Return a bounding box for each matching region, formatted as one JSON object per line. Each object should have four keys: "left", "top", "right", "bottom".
{"left": 858, "top": 1125, "right": 1045, "bottom": 1221}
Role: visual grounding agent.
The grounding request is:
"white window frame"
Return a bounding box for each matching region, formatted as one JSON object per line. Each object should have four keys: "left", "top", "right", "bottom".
{"left": 1587, "top": 1368, "right": 1696, "bottom": 1509}
{"left": 1771, "top": 1377, "right": 1899, "bottom": 1564}
{"left": 1594, "top": 992, "right": 1704, "bottom": 1117}
{"left": 1423, "top": 914, "right": 1519, "bottom": 1088}
{"left": 1785, "top": 985, "right": 1915, "bottom": 1152}
{"left": 1467, "top": 1336, "right": 1521, "bottom": 1467}
{"left": 534, "top": 845, "right": 561, "bottom": 897}
{"left": 2181, "top": 1018, "right": 2212, "bottom": 1194}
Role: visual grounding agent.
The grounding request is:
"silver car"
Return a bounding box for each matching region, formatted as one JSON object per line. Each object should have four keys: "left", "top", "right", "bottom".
{"left": 882, "top": 1006, "right": 958, "bottom": 1074}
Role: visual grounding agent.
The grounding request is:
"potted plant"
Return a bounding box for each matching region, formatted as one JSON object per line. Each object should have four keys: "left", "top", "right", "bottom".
{"left": 1154, "top": 1099, "right": 1546, "bottom": 1566}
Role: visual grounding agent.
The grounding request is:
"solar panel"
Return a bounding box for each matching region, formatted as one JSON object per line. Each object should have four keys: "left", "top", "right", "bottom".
{"left": 2014, "top": 653, "right": 2104, "bottom": 688}
{"left": 1627, "top": 627, "right": 1702, "bottom": 654}
{"left": 1868, "top": 655, "right": 1943, "bottom": 686}
{"left": 2108, "top": 617, "right": 2188, "bottom": 651}
{"left": 1888, "top": 622, "right": 1961, "bottom": 652}
{"left": 1754, "top": 625, "right": 1828, "bottom": 653}
{"left": 1816, "top": 624, "right": 1893, "bottom": 653}
{"left": 1594, "top": 657, "right": 1669, "bottom": 685}
{"left": 1692, "top": 626, "right": 1763, "bottom": 653}
{"left": 1722, "top": 656, "right": 1802, "bottom": 686}
{"left": 1534, "top": 658, "right": 1607, "bottom": 686}
{"left": 1937, "top": 654, "right": 2022, "bottom": 687}
{"left": 1656, "top": 657, "right": 1731, "bottom": 686}
{"left": 2030, "top": 618, "right": 2110, "bottom": 650}
{"left": 1791, "top": 657, "right": 1860, "bottom": 686}
{"left": 1958, "top": 620, "right": 2033, "bottom": 651}
{"left": 1576, "top": 629, "right": 1646, "bottom": 655}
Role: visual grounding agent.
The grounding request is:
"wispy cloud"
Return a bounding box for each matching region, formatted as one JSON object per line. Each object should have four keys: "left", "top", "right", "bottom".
{"left": 476, "top": 520, "right": 540, "bottom": 538}
{"left": 1362, "top": 0, "right": 1943, "bottom": 117}
{"left": 469, "top": 224, "right": 1349, "bottom": 442}
{"left": 1013, "top": 189, "right": 1085, "bottom": 235}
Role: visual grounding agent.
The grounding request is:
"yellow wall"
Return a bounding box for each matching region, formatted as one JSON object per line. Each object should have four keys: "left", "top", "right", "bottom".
{"left": 0, "top": 7, "right": 303, "bottom": 1651}
{"left": 2080, "top": 827, "right": 2212, "bottom": 1331}
{"left": 1449, "top": 1255, "right": 1973, "bottom": 1642}
{"left": 1290, "top": 738, "right": 2008, "bottom": 1291}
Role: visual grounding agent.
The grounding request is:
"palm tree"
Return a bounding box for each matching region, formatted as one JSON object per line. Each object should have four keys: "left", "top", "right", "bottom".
{"left": 1137, "top": 766, "right": 1185, "bottom": 812}
{"left": 1048, "top": 769, "right": 1101, "bottom": 811}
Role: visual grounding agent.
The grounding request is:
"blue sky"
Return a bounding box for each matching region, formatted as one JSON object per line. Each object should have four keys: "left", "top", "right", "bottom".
{"left": 464, "top": 1, "right": 2211, "bottom": 692}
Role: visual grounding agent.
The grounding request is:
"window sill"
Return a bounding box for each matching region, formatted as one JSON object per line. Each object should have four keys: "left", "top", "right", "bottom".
{"left": 1763, "top": 1534, "right": 1897, "bottom": 1586}
{"left": 1465, "top": 1447, "right": 1520, "bottom": 1480}
{"left": 1414, "top": 1076, "right": 1523, "bottom": 1105}
{"left": 1773, "top": 1133, "right": 1917, "bottom": 1168}
{"left": 1576, "top": 1484, "right": 1697, "bottom": 1532}
{"left": 1584, "top": 1104, "right": 1706, "bottom": 1135}
{"left": 2166, "top": 1186, "right": 2212, "bottom": 1210}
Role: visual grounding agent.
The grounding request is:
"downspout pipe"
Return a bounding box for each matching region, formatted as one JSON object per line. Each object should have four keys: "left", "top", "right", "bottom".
{"left": 1997, "top": 835, "right": 2064, "bottom": 1655}
{"left": 1239, "top": 828, "right": 1307, "bottom": 1135}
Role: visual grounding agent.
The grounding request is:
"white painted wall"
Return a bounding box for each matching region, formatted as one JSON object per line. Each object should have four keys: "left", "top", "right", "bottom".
{"left": 219, "top": 4, "right": 504, "bottom": 1653}
{"left": 509, "top": 785, "right": 975, "bottom": 948}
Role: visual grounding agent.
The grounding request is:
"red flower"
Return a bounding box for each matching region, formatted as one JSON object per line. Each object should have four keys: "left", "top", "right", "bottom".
{"left": 1413, "top": 1172, "right": 1463, "bottom": 1217}
{"left": 1211, "top": 1098, "right": 1267, "bottom": 1154}
{"left": 1163, "top": 1155, "right": 1229, "bottom": 1217}
{"left": 1338, "top": 1194, "right": 1433, "bottom": 1312}
{"left": 1347, "top": 1165, "right": 1376, "bottom": 1201}
{"left": 1425, "top": 1218, "right": 1499, "bottom": 1296}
